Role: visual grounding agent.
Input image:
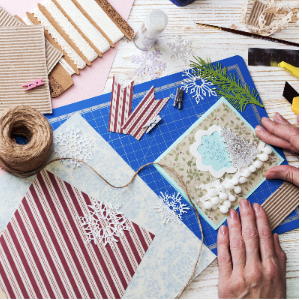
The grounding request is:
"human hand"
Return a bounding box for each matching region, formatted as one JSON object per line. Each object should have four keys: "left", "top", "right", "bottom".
{"left": 217, "top": 199, "right": 286, "bottom": 299}
{"left": 255, "top": 113, "right": 299, "bottom": 186}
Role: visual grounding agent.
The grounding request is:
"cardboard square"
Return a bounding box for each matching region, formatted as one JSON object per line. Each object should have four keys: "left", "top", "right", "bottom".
{"left": 0, "top": 6, "right": 63, "bottom": 74}
{"left": 0, "top": 25, "right": 52, "bottom": 114}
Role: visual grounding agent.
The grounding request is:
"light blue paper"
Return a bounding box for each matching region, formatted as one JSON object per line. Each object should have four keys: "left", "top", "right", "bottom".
{"left": 0, "top": 113, "right": 216, "bottom": 298}
{"left": 198, "top": 131, "right": 232, "bottom": 171}
{"left": 154, "top": 97, "right": 284, "bottom": 230}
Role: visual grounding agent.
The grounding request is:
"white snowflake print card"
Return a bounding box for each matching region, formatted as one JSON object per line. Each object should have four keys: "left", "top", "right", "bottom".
{"left": 0, "top": 113, "right": 216, "bottom": 298}
{"left": 155, "top": 97, "right": 284, "bottom": 230}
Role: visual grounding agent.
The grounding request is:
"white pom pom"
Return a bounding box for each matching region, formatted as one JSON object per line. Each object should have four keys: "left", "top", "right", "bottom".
{"left": 223, "top": 200, "right": 232, "bottom": 208}
{"left": 249, "top": 165, "right": 256, "bottom": 173}
{"left": 219, "top": 205, "right": 229, "bottom": 214}
{"left": 258, "top": 153, "right": 269, "bottom": 162}
{"left": 208, "top": 188, "right": 218, "bottom": 197}
{"left": 242, "top": 169, "right": 251, "bottom": 178}
{"left": 217, "top": 184, "right": 226, "bottom": 193}
{"left": 263, "top": 146, "right": 272, "bottom": 155}
{"left": 211, "top": 197, "right": 220, "bottom": 205}
{"left": 219, "top": 193, "right": 228, "bottom": 200}
{"left": 229, "top": 194, "right": 236, "bottom": 202}
{"left": 234, "top": 186, "right": 242, "bottom": 194}
{"left": 231, "top": 177, "right": 239, "bottom": 185}
{"left": 254, "top": 160, "right": 263, "bottom": 169}
{"left": 225, "top": 182, "right": 235, "bottom": 190}
{"left": 204, "top": 201, "right": 213, "bottom": 210}
{"left": 239, "top": 177, "right": 247, "bottom": 184}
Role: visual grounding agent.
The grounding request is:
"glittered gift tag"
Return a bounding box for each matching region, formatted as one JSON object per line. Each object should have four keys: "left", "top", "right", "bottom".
{"left": 155, "top": 98, "right": 284, "bottom": 230}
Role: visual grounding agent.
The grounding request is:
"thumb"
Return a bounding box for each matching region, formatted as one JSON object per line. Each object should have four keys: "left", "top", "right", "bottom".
{"left": 266, "top": 165, "right": 299, "bottom": 187}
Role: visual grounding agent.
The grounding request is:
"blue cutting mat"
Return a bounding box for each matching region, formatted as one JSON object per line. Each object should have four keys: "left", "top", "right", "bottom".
{"left": 47, "top": 55, "right": 299, "bottom": 255}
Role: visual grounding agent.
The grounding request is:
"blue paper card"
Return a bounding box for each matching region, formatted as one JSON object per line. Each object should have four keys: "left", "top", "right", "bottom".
{"left": 47, "top": 55, "right": 299, "bottom": 255}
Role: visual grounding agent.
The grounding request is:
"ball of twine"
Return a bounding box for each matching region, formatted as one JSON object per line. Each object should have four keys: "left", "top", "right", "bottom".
{"left": 0, "top": 105, "right": 53, "bottom": 176}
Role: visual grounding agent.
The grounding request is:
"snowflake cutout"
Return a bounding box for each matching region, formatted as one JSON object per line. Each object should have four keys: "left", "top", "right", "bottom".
{"left": 167, "top": 35, "right": 194, "bottom": 63}
{"left": 154, "top": 192, "right": 190, "bottom": 225}
{"left": 131, "top": 49, "right": 166, "bottom": 80}
{"left": 181, "top": 69, "right": 217, "bottom": 104}
{"left": 78, "top": 199, "right": 131, "bottom": 249}
{"left": 53, "top": 128, "right": 94, "bottom": 169}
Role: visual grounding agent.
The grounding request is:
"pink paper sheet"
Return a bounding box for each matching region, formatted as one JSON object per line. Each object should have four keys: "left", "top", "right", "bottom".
{"left": 0, "top": 0, "right": 135, "bottom": 178}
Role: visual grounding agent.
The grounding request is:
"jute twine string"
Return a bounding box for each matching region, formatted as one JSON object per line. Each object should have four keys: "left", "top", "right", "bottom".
{"left": 0, "top": 105, "right": 204, "bottom": 298}
{"left": 0, "top": 105, "right": 53, "bottom": 175}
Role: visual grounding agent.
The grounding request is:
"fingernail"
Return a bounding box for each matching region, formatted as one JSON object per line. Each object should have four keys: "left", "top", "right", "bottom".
{"left": 275, "top": 233, "right": 279, "bottom": 243}
{"left": 265, "top": 169, "right": 275, "bottom": 179}
{"left": 240, "top": 198, "right": 249, "bottom": 208}
{"left": 255, "top": 125, "right": 264, "bottom": 133}
{"left": 253, "top": 203, "right": 261, "bottom": 212}
{"left": 220, "top": 225, "right": 227, "bottom": 235}
{"left": 274, "top": 112, "right": 283, "bottom": 122}
{"left": 229, "top": 209, "right": 237, "bottom": 219}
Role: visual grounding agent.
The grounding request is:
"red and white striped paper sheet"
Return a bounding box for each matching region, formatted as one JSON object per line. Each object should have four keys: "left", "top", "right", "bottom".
{"left": 108, "top": 77, "right": 134, "bottom": 134}
{"left": 0, "top": 170, "right": 155, "bottom": 299}
{"left": 122, "top": 86, "right": 170, "bottom": 141}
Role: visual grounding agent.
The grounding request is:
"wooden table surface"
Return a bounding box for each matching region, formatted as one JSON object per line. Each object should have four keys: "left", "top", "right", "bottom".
{"left": 104, "top": 0, "right": 299, "bottom": 298}
{"left": 0, "top": 0, "right": 299, "bottom": 299}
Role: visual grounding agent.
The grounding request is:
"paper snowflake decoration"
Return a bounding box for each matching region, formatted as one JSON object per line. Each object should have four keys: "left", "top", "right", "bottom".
{"left": 131, "top": 49, "right": 166, "bottom": 80}
{"left": 78, "top": 199, "right": 131, "bottom": 249}
{"left": 167, "top": 35, "right": 194, "bottom": 63}
{"left": 53, "top": 128, "right": 94, "bottom": 169}
{"left": 181, "top": 69, "right": 217, "bottom": 104}
{"left": 154, "top": 192, "right": 190, "bottom": 225}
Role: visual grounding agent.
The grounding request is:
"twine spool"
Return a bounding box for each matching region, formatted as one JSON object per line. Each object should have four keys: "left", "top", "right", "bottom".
{"left": 0, "top": 105, "right": 53, "bottom": 176}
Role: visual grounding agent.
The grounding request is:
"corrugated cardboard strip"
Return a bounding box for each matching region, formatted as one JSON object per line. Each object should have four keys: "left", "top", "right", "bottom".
{"left": 0, "top": 6, "right": 63, "bottom": 74}
{"left": 262, "top": 182, "right": 299, "bottom": 230}
{"left": 0, "top": 26, "right": 52, "bottom": 114}
{"left": 247, "top": 0, "right": 274, "bottom": 27}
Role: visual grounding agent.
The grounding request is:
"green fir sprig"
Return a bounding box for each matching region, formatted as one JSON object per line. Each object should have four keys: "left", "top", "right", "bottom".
{"left": 190, "top": 57, "right": 263, "bottom": 112}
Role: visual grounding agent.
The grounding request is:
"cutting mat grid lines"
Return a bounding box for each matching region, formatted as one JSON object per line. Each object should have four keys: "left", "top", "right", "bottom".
{"left": 48, "top": 56, "right": 298, "bottom": 255}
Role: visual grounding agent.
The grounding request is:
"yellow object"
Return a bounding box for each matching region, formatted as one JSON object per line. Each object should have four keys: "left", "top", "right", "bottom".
{"left": 292, "top": 96, "right": 299, "bottom": 114}
{"left": 278, "top": 61, "right": 299, "bottom": 78}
